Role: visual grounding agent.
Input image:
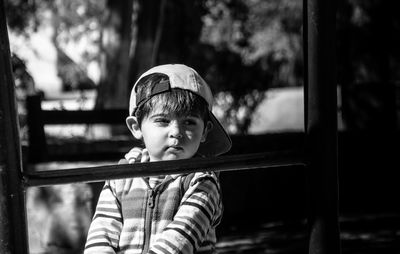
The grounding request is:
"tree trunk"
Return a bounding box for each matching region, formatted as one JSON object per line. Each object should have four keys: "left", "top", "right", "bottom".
{"left": 96, "top": 0, "right": 204, "bottom": 109}
{"left": 129, "top": 0, "right": 204, "bottom": 85}
{"left": 95, "top": 0, "right": 134, "bottom": 109}
{"left": 129, "top": 0, "right": 163, "bottom": 83}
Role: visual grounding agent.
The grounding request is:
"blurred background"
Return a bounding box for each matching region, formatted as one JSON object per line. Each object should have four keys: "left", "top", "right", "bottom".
{"left": 4, "top": 0, "right": 400, "bottom": 253}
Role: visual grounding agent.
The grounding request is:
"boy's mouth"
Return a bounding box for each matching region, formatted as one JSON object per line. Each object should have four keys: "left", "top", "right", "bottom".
{"left": 167, "top": 145, "right": 183, "bottom": 152}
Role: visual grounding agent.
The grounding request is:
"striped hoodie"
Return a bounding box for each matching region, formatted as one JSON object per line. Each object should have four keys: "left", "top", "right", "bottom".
{"left": 84, "top": 171, "right": 223, "bottom": 254}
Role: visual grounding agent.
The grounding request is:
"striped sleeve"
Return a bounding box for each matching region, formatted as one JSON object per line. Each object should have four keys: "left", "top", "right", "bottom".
{"left": 84, "top": 180, "right": 122, "bottom": 254}
{"left": 149, "top": 172, "right": 223, "bottom": 254}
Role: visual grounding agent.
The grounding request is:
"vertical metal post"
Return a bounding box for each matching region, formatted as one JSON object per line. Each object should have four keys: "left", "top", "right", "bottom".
{"left": 0, "top": 0, "right": 29, "bottom": 253}
{"left": 304, "top": 0, "right": 341, "bottom": 253}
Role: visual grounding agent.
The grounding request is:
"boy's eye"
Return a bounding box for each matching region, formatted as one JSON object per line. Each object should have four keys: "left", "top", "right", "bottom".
{"left": 185, "top": 119, "right": 196, "bottom": 125}
{"left": 184, "top": 118, "right": 200, "bottom": 125}
{"left": 154, "top": 117, "right": 169, "bottom": 124}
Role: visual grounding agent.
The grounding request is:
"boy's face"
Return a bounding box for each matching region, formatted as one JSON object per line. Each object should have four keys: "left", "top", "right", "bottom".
{"left": 128, "top": 108, "right": 211, "bottom": 162}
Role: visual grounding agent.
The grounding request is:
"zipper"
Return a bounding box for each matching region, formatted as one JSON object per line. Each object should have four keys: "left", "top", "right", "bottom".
{"left": 142, "top": 188, "right": 156, "bottom": 254}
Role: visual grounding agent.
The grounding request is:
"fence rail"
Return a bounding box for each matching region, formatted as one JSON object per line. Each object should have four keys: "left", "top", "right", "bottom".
{"left": 23, "top": 150, "right": 305, "bottom": 187}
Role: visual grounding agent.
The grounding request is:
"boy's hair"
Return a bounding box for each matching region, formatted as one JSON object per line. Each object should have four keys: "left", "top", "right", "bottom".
{"left": 134, "top": 73, "right": 209, "bottom": 127}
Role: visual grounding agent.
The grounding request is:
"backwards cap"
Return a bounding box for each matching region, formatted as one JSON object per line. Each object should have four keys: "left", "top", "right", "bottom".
{"left": 129, "top": 64, "right": 232, "bottom": 157}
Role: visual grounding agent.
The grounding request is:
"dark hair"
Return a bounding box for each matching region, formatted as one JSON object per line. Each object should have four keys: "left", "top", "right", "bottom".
{"left": 135, "top": 73, "right": 209, "bottom": 127}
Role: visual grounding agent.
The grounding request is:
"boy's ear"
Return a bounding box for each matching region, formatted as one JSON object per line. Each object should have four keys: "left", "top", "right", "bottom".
{"left": 201, "top": 121, "right": 213, "bottom": 143}
{"left": 126, "top": 116, "right": 143, "bottom": 140}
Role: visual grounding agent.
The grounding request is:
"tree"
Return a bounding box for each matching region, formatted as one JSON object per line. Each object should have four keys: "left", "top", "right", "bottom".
{"left": 6, "top": 0, "right": 304, "bottom": 134}
{"left": 188, "top": 0, "right": 303, "bottom": 133}
{"left": 95, "top": 0, "right": 134, "bottom": 109}
{"left": 6, "top": 0, "right": 105, "bottom": 97}
{"left": 129, "top": 0, "right": 206, "bottom": 85}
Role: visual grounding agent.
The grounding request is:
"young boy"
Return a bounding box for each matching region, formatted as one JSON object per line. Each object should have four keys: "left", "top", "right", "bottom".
{"left": 84, "top": 64, "right": 232, "bottom": 254}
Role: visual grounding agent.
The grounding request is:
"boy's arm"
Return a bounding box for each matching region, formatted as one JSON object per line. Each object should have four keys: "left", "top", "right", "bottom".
{"left": 84, "top": 180, "right": 122, "bottom": 254}
{"left": 149, "top": 173, "right": 223, "bottom": 254}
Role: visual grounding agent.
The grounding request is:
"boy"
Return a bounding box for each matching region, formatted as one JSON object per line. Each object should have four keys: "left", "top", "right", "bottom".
{"left": 84, "top": 64, "right": 232, "bottom": 254}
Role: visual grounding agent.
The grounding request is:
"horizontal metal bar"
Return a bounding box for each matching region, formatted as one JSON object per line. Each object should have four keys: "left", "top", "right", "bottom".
{"left": 23, "top": 150, "right": 305, "bottom": 187}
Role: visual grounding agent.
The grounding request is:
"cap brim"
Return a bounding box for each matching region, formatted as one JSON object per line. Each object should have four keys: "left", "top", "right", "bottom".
{"left": 197, "top": 111, "right": 232, "bottom": 157}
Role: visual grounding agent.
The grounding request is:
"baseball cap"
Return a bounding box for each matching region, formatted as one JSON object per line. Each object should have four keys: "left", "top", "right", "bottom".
{"left": 129, "top": 64, "right": 232, "bottom": 157}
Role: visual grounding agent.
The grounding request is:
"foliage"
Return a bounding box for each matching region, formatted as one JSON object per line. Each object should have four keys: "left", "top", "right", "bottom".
{"left": 48, "top": 0, "right": 105, "bottom": 65}
{"left": 191, "top": 0, "right": 303, "bottom": 133}
{"left": 11, "top": 53, "right": 38, "bottom": 142}
{"left": 200, "top": 0, "right": 303, "bottom": 88}
{"left": 6, "top": 0, "right": 104, "bottom": 91}
{"left": 5, "top": 0, "right": 38, "bottom": 34}
{"left": 6, "top": 0, "right": 304, "bottom": 134}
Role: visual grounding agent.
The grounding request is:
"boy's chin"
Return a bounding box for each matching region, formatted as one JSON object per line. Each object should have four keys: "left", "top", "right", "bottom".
{"left": 160, "top": 152, "right": 194, "bottom": 161}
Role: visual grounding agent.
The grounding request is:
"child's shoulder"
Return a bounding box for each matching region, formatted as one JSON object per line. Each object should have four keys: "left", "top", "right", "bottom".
{"left": 185, "top": 171, "right": 220, "bottom": 187}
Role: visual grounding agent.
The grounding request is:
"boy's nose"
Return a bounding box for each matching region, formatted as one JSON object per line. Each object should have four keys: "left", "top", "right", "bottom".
{"left": 169, "top": 122, "right": 183, "bottom": 138}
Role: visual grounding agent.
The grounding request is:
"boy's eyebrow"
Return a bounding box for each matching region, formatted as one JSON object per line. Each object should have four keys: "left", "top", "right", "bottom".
{"left": 149, "top": 112, "right": 201, "bottom": 118}
{"left": 148, "top": 113, "right": 168, "bottom": 118}
{"left": 186, "top": 114, "right": 202, "bottom": 118}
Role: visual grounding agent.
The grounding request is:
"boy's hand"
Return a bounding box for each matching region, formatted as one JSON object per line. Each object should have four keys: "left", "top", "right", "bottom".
{"left": 124, "top": 147, "right": 150, "bottom": 163}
